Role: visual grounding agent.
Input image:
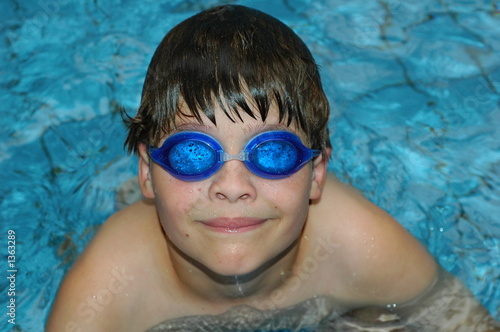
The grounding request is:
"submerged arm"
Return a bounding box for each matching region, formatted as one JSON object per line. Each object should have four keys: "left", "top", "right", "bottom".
{"left": 396, "top": 267, "right": 500, "bottom": 331}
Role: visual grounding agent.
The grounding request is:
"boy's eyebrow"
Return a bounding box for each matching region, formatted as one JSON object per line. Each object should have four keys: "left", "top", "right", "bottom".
{"left": 173, "top": 122, "right": 214, "bottom": 133}
{"left": 242, "top": 122, "right": 301, "bottom": 137}
{"left": 173, "top": 122, "right": 298, "bottom": 135}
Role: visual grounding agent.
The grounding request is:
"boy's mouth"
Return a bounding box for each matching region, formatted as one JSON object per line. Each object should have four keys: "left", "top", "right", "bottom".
{"left": 200, "top": 217, "right": 268, "bottom": 233}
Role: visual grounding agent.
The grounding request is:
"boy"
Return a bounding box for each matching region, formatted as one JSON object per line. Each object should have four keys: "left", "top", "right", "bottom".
{"left": 47, "top": 5, "right": 499, "bottom": 331}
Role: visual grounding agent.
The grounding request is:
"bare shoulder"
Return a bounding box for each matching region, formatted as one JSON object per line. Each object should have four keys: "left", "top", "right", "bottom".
{"left": 308, "top": 175, "right": 438, "bottom": 307}
{"left": 46, "top": 199, "right": 166, "bottom": 332}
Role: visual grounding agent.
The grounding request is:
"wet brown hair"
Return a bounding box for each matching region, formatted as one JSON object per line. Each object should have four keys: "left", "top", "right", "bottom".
{"left": 124, "top": 4, "right": 331, "bottom": 156}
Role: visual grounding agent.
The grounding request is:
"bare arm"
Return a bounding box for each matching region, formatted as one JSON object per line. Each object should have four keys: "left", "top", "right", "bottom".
{"left": 317, "top": 176, "right": 500, "bottom": 331}
{"left": 46, "top": 202, "right": 151, "bottom": 332}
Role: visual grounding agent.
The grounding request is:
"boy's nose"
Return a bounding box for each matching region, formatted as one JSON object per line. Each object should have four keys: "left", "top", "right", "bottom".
{"left": 209, "top": 160, "right": 257, "bottom": 202}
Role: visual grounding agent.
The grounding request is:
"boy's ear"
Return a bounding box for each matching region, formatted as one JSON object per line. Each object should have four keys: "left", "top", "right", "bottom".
{"left": 138, "top": 143, "right": 155, "bottom": 199}
{"left": 309, "top": 148, "right": 331, "bottom": 202}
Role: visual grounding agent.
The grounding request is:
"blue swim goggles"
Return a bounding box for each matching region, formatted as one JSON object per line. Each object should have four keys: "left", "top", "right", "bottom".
{"left": 148, "top": 131, "right": 320, "bottom": 181}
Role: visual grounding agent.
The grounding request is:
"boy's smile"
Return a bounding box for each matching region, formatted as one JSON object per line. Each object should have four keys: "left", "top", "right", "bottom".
{"left": 137, "top": 103, "right": 325, "bottom": 294}
{"left": 199, "top": 217, "right": 269, "bottom": 233}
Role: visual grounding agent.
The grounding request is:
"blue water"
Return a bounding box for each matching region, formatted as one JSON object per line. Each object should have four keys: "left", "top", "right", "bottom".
{"left": 1, "top": 0, "right": 499, "bottom": 331}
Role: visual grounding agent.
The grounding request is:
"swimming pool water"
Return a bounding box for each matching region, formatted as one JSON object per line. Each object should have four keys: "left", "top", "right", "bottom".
{"left": 1, "top": 0, "right": 499, "bottom": 331}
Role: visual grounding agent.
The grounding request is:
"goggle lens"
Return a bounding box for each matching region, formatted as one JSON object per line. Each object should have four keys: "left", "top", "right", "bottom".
{"left": 249, "top": 139, "right": 298, "bottom": 174}
{"left": 169, "top": 140, "right": 216, "bottom": 175}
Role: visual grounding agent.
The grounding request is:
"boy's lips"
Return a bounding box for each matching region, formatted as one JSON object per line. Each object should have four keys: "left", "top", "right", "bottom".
{"left": 200, "top": 217, "right": 268, "bottom": 233}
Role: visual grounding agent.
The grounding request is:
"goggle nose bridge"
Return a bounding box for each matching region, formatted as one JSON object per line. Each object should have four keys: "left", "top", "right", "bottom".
{"left": 218, "top": 151, "right": 250, "bottom": 162}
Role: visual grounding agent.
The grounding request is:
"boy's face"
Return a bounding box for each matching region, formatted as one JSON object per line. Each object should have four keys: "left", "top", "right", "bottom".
{"left": 138, "top": 102, "right": 327, "bottom": 278}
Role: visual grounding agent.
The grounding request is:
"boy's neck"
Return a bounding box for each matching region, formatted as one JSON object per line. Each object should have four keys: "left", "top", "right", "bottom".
{"left": 166, "top": 239, "right": 301, "bottom": 305}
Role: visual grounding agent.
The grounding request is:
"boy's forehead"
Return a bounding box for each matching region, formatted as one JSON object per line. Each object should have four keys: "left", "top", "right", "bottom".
{"left": 174, "top": 96, "right": 281, "bottom": 126}
{"left": 170, "top": 100, "right": 304, "bottom": 138}
{"left": 170, "top": 82, "right": 302, "bottom": 136}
